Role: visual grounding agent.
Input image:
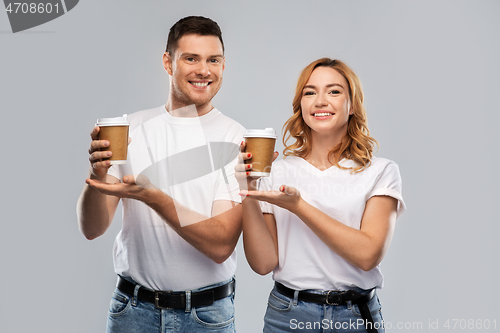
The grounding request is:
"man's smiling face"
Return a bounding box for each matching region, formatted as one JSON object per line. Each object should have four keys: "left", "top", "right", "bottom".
{"left": 164, "top": 34, "right": 225, "bottom": 115}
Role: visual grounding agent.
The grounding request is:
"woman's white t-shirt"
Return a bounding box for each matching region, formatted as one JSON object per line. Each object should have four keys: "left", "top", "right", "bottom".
{"left": 260, "top": 156, "right": 406, "bottom": 291}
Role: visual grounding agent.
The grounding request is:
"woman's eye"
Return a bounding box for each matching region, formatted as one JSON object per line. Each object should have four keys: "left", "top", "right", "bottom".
{"left": 304, "top": 91, "right": 315, "bottom": 96}
{"left": 330, "top": 90, "right": 340, "bottom": 94}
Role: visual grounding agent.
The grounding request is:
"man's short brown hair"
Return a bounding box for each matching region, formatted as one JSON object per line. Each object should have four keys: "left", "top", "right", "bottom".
{"left": 166, "top": 16, "right": 224, "bottom": 57}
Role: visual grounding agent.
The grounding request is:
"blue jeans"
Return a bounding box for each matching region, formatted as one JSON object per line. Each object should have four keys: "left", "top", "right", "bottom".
{"left": 106, "top": 277, "right": 235, "bottom": 333}
{"left": 263, "top": 286, "right": 385, "bottom": 333}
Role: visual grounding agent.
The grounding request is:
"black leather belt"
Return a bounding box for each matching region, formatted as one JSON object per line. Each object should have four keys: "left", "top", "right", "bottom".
{"left": 275, "top": 282, "right": 379, "bottom": 333}
{"left": 117, "top": 276, "right": 235, "bottom": 309}
{"left": 275, "top": 281, "right": 375, "bottom": 306}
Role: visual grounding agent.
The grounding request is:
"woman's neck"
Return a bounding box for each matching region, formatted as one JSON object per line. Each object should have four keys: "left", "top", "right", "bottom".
{"left": 305, "top": 131, "right": 345, "bottom": 170}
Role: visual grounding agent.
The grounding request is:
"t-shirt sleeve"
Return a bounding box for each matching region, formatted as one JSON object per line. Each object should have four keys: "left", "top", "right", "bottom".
{"left": 214, "top": 153, "right": 242, "bottom": 204}
{"left": 107, "top": 164, "right": 121, "bottom": 181}
{"left": 368, "top": 161, "right": 406, "bottom": 218}
{"left": 213, "top": 123, "right": 246, "bottom": 204}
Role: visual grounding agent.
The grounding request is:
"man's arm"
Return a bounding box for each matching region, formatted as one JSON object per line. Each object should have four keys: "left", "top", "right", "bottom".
{"left": 77, "top": 174, "right": 120, "bottom": 240}
{"left": 150, "top": 194, "right": 242, "bottom": 264}
{"left": 76, "top": 126, "right": 121, "bottom": 240}
{"left": 86, "top": 176, "right": 242, "bottom": 263}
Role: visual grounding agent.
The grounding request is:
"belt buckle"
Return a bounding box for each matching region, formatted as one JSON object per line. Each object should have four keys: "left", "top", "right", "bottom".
{"left": 154, "top": 290, "right": 173, "bottom": 309}
{"left": 325, "top": 290, "right": 343, "bottom": 305}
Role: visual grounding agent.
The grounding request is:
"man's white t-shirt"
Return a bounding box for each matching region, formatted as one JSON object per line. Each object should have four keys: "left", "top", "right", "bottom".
{"left": 260, "top": 156, "right": 406, "bottom": 291}
{"left": 108, "top": 105, "right": 245, "bottom": 291}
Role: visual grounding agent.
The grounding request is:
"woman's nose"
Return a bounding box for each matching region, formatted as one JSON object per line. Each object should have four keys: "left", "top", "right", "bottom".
{"left": 314, "top": 94, "right": 328, "bottom": 107}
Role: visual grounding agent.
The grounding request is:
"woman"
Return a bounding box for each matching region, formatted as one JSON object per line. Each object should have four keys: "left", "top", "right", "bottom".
{"left": 236, "top": 58, "right": 406, "bottom": 332}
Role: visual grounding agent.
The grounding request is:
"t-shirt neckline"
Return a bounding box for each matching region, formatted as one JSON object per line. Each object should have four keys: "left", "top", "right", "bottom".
{"left": 291, "top": 155, "right": 350, "bottom": 174}
{"left": 160, "top": 104, "right": 220, "bottom": 124}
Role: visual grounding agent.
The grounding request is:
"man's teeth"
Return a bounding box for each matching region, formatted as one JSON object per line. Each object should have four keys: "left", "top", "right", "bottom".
{"left": 314, "top": 112, "right": 333, "bottom": 117}
{"left": 191, "top": 82, "right": 209, "bottom": 87}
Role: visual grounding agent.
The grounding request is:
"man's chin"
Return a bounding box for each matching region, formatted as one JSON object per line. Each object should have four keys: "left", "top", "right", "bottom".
{"left": 179, "top": 99, "right": 213, "bottom": 114}
{"left": 190, "top": 96, "right": 216, "bottom": 109}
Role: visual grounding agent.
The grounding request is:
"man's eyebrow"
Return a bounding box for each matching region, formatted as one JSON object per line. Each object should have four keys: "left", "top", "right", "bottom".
{"left": 180, "top": 53, "right": 199, "bottom": 58}
{"left": 180, "top": 53, "right": 224, "bottom": 58}
{"left": 303, "top": 83, "right": 344, "bottom": 89}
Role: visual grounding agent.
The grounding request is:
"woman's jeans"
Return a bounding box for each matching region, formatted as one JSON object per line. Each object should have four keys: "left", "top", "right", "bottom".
{"left": 264, "top": 285, "right": 385, "bottom": 333}
{"left": 106, "top": 278, "right": 235, "bottom": 333}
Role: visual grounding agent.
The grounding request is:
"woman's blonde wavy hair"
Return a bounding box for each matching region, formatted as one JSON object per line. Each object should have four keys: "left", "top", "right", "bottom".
{"left": 283, "top": 58, "right": 378, "bottom": 173}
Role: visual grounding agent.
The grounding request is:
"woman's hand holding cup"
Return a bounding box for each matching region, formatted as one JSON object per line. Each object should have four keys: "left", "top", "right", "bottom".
{"left": 235, "top": 140, "right": 279, "bottom": 192}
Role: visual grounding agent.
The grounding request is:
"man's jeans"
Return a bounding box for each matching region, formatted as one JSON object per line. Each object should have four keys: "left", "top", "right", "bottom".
{"left": 106, "top": 278, "right": 235, "bottom": 333}
{"left": 263, "top": 285, "right": 385, "bottom": 333}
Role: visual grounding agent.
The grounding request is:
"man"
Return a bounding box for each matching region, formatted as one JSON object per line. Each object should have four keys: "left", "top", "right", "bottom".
{"left": 77, "top": 16, "right": 245, "bottom": 332}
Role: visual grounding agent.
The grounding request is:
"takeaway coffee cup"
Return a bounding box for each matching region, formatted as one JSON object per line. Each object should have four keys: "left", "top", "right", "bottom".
{"left": 96, "top": 115, "right": 129, "bottom": 165}
{"left": 244, "top": 128, "right": 277, "bottom": 177}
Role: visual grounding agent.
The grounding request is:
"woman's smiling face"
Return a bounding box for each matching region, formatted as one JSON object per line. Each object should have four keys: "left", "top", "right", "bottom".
{"left": 301, "top": 66, "right": 351, "bottom": 137}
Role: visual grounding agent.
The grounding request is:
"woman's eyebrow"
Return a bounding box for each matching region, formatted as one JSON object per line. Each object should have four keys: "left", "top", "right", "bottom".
{"left": 304, "top": 83, "right": 344, "bottom": 89}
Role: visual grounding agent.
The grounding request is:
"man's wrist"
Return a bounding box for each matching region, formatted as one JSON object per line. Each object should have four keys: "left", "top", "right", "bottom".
{"left": 89, "top": 171, "right": 107, "bottom": 182}
{"left": 143, "top": 188, "right": 169, "bottom": 207}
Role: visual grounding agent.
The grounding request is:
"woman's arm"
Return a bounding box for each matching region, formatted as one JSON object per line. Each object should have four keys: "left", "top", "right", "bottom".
{"left": 295, "top": 194, "right": 397, "bottom": 271}
{"left": 241, "top": 198, "right": 279, "bottom": 275}
{"left": 242, "top": 185, "right": 398, "bottom": 271}
{"left": 235, "top": 142, "right": 279, "bottom": 275}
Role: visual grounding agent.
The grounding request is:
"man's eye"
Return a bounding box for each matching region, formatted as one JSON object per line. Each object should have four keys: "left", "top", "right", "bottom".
{"left": 186, "top": 57, "right": 195, "bottom": 62}
{"left": 210, "top": 59, "right": 219, "bottom": 63}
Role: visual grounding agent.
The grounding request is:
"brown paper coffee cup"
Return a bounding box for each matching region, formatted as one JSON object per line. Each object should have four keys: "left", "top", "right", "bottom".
{"left": 96, "top": 115, "right": 129, "bottom": 165}
{"left": 244, "top": 128, "right": 277, "bottom": 177}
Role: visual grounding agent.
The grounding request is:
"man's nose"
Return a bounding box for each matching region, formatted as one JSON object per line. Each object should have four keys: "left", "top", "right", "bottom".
{"left": 195, "top": 61, "right": 211, "bottom": 76}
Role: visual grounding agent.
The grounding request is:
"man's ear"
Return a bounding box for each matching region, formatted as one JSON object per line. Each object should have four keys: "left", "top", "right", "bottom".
{"left": 163, "top": 52, "right": 173, "bottom": 75}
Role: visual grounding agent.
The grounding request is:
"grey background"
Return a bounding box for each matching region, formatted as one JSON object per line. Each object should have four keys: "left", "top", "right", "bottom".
{"left": 1, "top": 0, "right": 499, "bottom": 332}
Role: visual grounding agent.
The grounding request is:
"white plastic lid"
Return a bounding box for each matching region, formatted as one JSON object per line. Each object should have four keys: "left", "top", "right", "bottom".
{"left": 244, "top": 128, "right": 276, "bottom": 139}
{"left": 96, "top": 114, "right": 129, "bottom": 126}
